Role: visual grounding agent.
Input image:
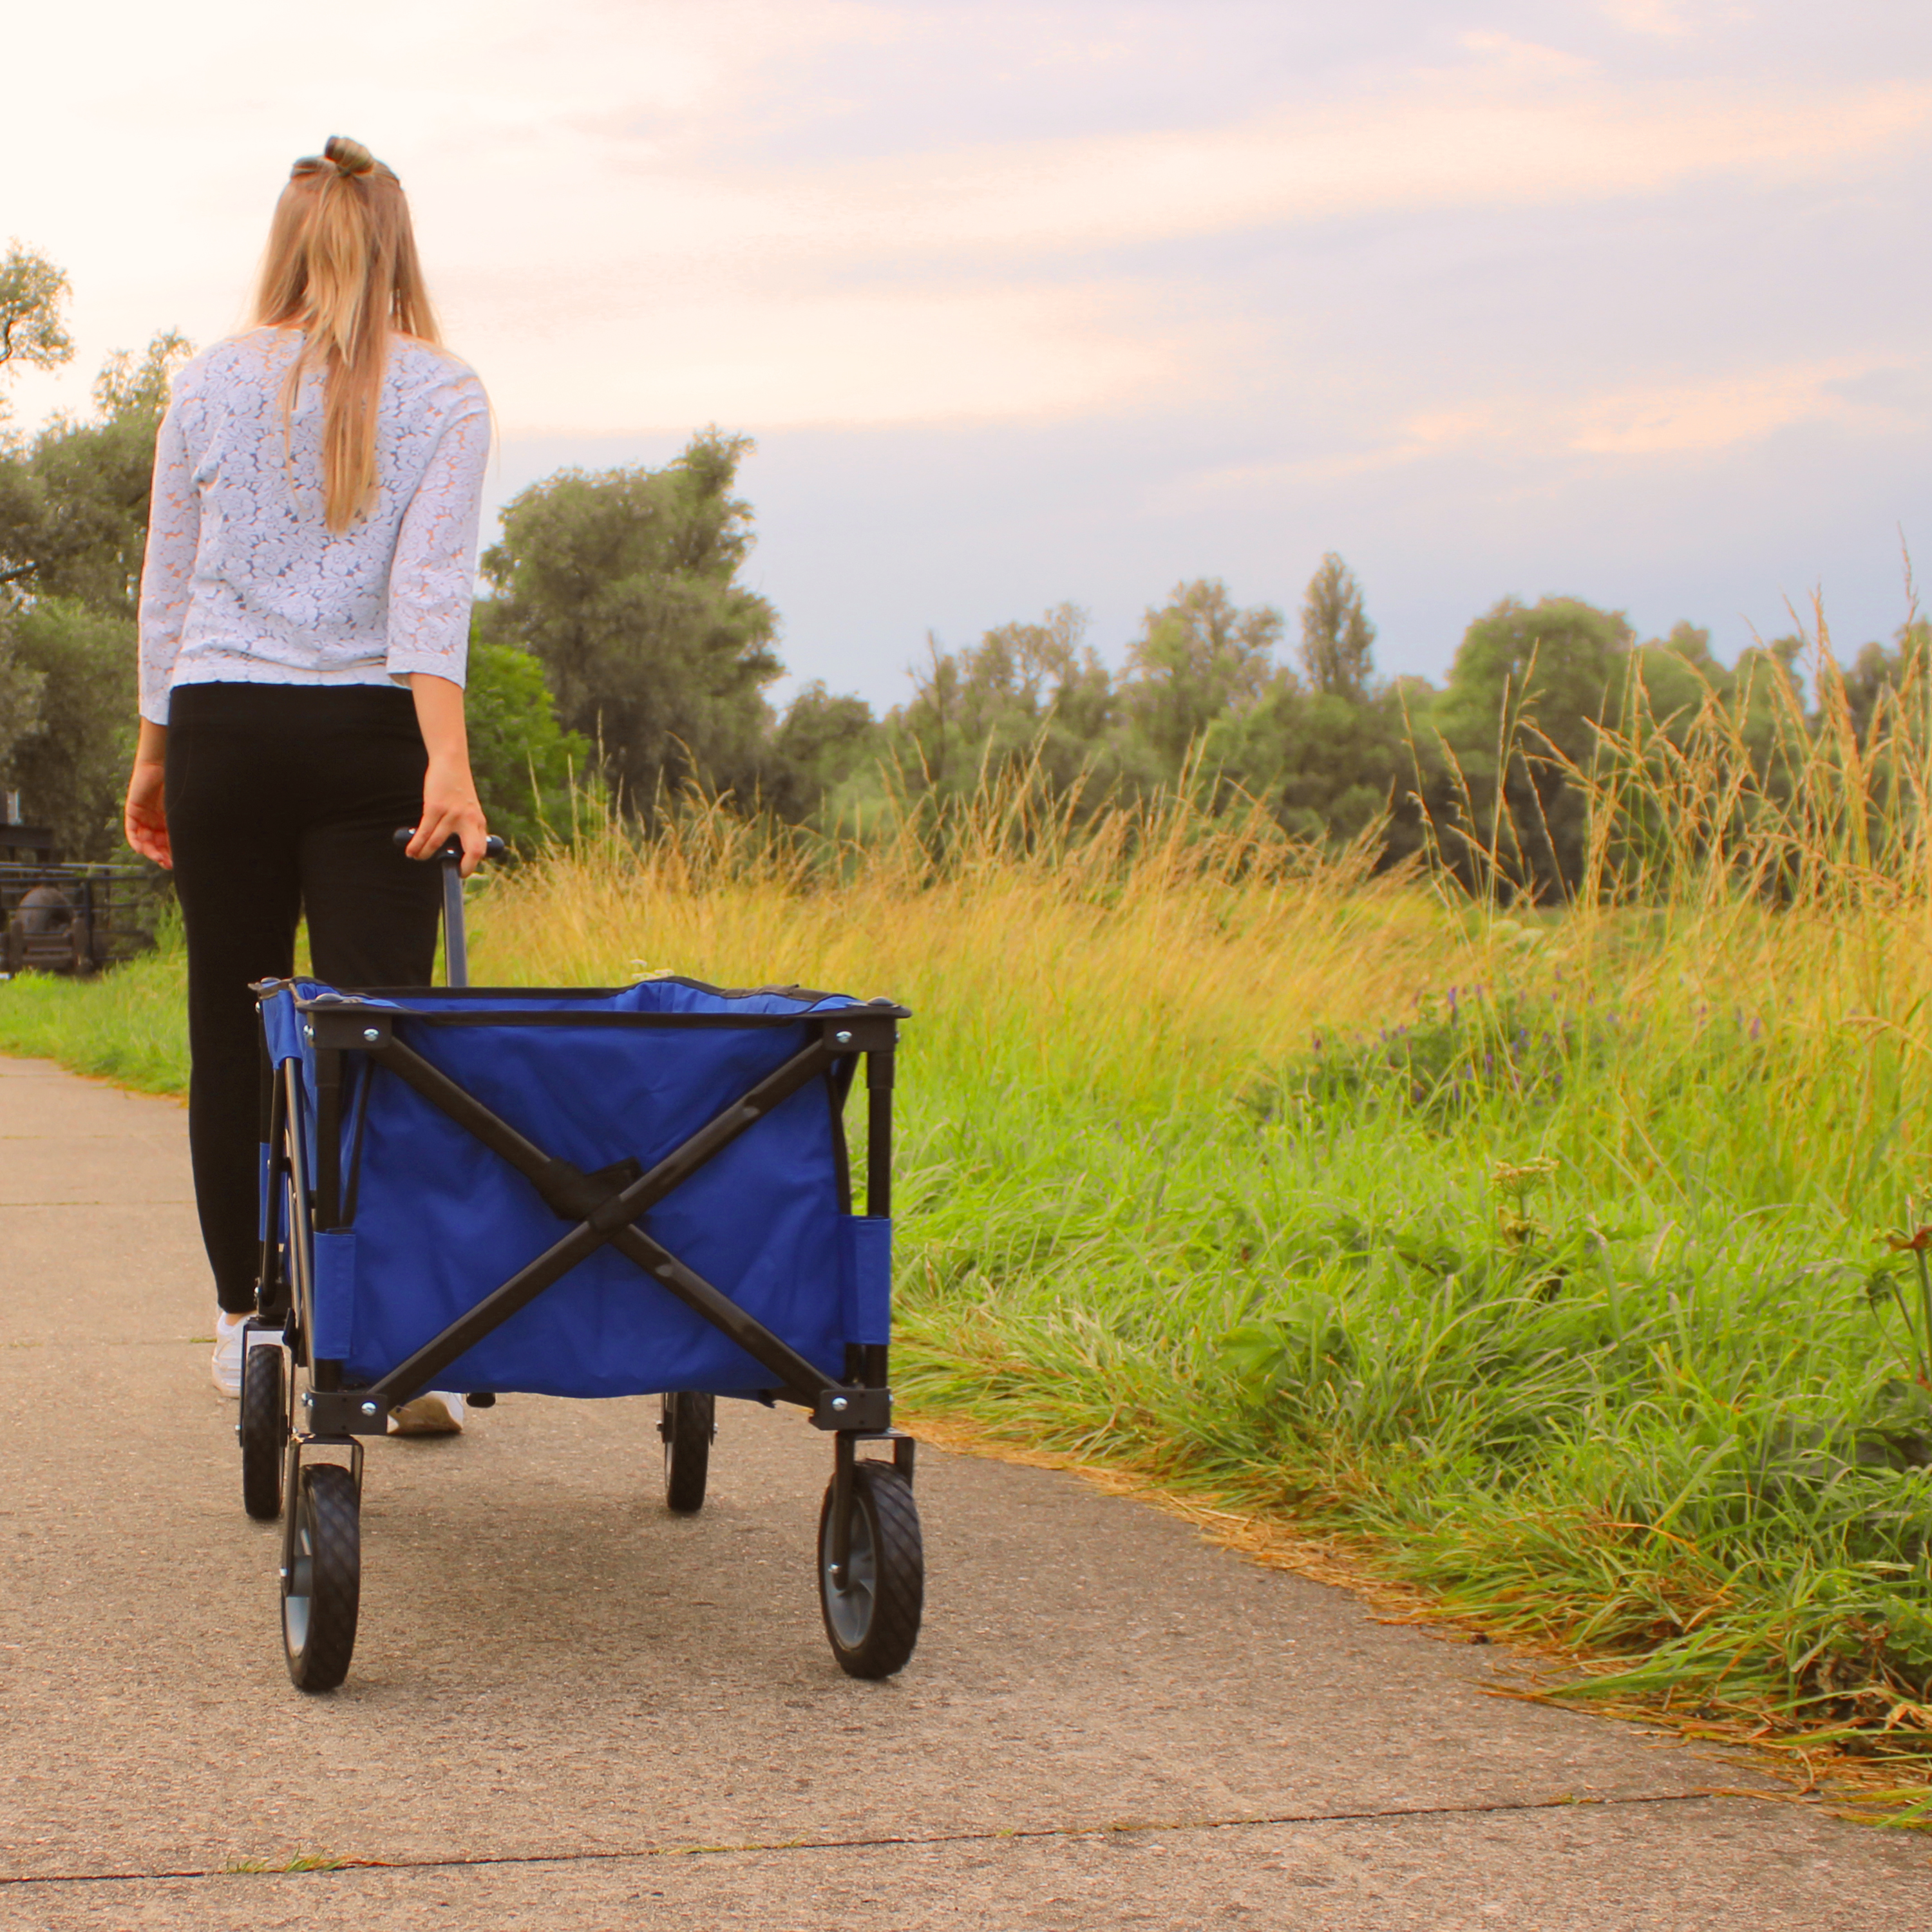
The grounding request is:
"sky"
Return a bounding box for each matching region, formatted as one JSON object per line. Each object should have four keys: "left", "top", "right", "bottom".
{"left": 4, "top": 0, "right": 1931, "bottom": 710}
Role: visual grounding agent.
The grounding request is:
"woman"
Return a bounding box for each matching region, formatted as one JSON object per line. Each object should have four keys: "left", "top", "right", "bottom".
{"left": 125, "top": 136, "right": 490, "bottom": 1434}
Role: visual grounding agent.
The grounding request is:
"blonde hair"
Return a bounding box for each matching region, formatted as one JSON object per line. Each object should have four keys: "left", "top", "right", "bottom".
{"left": 252, "top": 135, "right": 441, "bottom": 531}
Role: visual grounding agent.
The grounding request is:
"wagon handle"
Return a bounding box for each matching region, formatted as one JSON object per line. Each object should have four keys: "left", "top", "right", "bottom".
{"left": 391, "top": 830, "right": 506, "bottom": 989}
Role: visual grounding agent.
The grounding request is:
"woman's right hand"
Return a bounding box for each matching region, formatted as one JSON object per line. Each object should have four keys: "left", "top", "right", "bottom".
{"left": 124, "top": 737, "right": 172, "bottom": 869}
{"left": 409, "top": 756, "right": 489, "bottom": 876}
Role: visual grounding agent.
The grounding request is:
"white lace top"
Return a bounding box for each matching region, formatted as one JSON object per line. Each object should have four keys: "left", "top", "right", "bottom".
{"left": 138, "top": 329, "right": 491, "bottom": 724}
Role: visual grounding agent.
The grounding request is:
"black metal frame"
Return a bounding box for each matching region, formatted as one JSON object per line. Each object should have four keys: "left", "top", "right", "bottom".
{"left": 256, "top": 987, "right": 914, "bottom": 1553}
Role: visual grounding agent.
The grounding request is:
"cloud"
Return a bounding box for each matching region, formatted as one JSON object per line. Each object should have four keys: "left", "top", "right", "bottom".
{"left": 457, "top": 279, "right": 1197, "bottom": 433}
{"left": 1570, "top": 360, "right": 1918, "bottom": 453}
{"left": 1164, "top": 355, "right": 1925, "bottom": 507}
{"left": 461, "top": 48, "right": 1932, "bottom": 273}
{"left": 5, "top": 1, "right": 1930, "bottom": 445}
{"left": 1600, "top": 0, "right": 1695, "bottom": 37}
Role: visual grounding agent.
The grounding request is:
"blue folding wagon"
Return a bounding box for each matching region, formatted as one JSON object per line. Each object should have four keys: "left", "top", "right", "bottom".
{"left": 237, "top": 841, "right": 921, "bottom": 1691}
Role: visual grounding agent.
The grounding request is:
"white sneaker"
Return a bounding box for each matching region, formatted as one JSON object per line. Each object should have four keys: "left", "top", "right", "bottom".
{"left": 210, "top": 1312, "right": 247, "bottom": 1397}
{"left": 390, "top": 1391, "right": 466, "bottom": 1435}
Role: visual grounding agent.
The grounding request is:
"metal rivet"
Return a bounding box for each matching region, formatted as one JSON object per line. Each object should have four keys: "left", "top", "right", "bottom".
{"left": 363, "top": 1028, "right": 379, "bottom": 1043}
{"left": 360, "top": 1401, "right": 377, "bottom": 1416}
{"left": 301, "top": 1392, "right": 314, "bottom": 1406}
{"left": 835, "top": 1030, "right": 853, "bottom": 1045}
{"left": 831, "top": 1396, "right": 849, "bottom": 1412}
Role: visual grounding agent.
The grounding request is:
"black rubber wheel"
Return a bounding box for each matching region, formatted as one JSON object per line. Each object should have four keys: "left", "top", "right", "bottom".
{"left": 661, "top": 1391, "right": 714, "bottom": 1514}
{"left": 817, "top": 1461, "right": 923, "bottom": 1680}
{"left": 281, "top": 1464, "right": 361, "bottom": 1692}
{"left": 238, "top": 1343, "right": 287, "bottom": 1520}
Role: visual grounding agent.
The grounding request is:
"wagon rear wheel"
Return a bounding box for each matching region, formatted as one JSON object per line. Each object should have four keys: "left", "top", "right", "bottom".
{"left": 817, "top": 1461, "right": 923, "bottom": 1680}
{"left": 282, "top": 1464, "right": 360, "bottom": 1692}
{"left": 238, "top": 1341, "right": 287, "bottom": 1520}
{"left": 660, "top": 1392, "right": 714, "bottom": 1514}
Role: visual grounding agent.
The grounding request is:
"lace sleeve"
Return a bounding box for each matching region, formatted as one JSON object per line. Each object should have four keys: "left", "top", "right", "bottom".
{"left": 137, "top": 402, "right": 199, "bottom": 724}
{"left": 386, "top": 382, "right": 491, "bottom": 687}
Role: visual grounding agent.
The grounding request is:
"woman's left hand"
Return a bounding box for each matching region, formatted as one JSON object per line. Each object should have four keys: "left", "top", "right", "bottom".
{"left": 124, "top": 739, "right": 173, "bottom": 869}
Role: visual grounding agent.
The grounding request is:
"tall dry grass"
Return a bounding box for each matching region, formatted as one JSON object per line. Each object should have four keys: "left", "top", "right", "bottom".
{"left": 8, "top": 637, "right": 1932, "bottom": 1803}
{"left": 470, "top": 780, "right": 1488, "bottom": 1110}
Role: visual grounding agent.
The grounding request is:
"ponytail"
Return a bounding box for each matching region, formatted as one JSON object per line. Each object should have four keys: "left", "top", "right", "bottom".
{"left": 252, "top": 135, "right": 441, "bottom": 531}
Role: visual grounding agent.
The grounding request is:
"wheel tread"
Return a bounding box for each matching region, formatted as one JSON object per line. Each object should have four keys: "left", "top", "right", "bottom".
{"left": 239, "top": 1345, "right": 286, "bottom": 1520}
{"left": 285, "top": 1464, "right": 360, "bottom": 1692}
{"left": 663, "top": 1392, "right": 714, "bottom": 1514}
{"left": 820, "top": 1462, "right": 923, "bottom": 1680}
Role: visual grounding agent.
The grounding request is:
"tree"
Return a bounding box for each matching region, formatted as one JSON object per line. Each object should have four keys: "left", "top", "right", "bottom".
{"left": 480, "top": 430, "right": 781, "bottom": 814}
{"left": 1838, "top": 630, "right": 1915, "bottom": 743}
{"left": 1123, "top": 579, "right": 1286, "bottom": 774}
{"left": 0, "top": 629, "right": 44, "bottom": 779}
{"left": 462, "top": 637, "right": 594, "bottom": 853}
{"left": 886, "top": 603, "right": 1126, "bottom": 801}
{"left": 1431, "top": 596, "right": 1636, "bottom": 896}
{"left": 0, "top": 598, "right": 137, "bottom": 858}
{"left": 0, "top": 316, "right": 184, "bottom": 858}
{"left": 0, "top": 242, "right": 73, "bottom": 399}
{"left": 766, "top": 681, "right": 877, "bottom": 820}
{"left": 1, "top": 331, "right": 190, "bottom": 609}
{"left": 1204, "top": 682, "right": 1432, "bottom": 860}
{"left": 1298, "top": 553, "right": 1376, "bottom": 699}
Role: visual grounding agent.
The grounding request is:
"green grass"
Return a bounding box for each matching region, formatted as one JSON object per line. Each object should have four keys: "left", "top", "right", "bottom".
{"left": 8, "top": 799, "right": 1932, "bottom": 1796}
{"left": 889, "top": 976, "right": 1932, "bottom": 1779}
{"left": 0, "top": 918, "right": 189, "bottom": 1094}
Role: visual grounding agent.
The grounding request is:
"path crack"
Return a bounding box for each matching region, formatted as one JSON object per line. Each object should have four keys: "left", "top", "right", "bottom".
{"left": 0, "top": 1785, "right": 1784, "bottom": 1888}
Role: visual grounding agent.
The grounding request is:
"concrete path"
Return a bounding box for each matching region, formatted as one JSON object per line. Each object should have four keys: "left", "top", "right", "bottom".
{"left": 0, "top": 1053, "right": 1926, "bottom": 1930}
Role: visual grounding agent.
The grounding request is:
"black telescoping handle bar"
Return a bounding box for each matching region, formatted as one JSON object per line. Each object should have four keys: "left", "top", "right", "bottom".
{"left": 392, "top": 828, "right": 505, "bottom": 989}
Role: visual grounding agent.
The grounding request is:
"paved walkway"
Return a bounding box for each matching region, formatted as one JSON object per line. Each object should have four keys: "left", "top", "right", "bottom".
{"left": 0, "top": 1052, "right": 1926, "bottom": 1929}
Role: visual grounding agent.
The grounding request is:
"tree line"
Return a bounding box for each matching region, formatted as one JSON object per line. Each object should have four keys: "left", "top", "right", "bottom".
{"left": 0, "top": 243, "right": 1904, "bottom": 896}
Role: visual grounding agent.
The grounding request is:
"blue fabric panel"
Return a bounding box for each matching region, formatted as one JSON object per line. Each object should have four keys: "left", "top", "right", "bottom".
{"left": 281, "top": 977, "right": 878, "bottom": 1399}
{"left": 840, "top": 1217, "right": 893, "bottom": 1346}
{"left": 312, "top": 1231, "right": 357, "bottom": 1361}
{"left": 260, "top": 983, "right": 307, "bottom": 1066}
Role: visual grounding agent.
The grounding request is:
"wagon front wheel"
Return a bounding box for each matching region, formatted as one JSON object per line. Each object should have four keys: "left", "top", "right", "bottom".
{"left": 817, "top": 1461, "right": 923, "bottom": 1680}
{"left": 282, "top": 1464, "right": 360, "bottom": 1692}
{"left": 238, "top": 1341, "right": 287, "bottom": 1520}
{"left": 661, "top": 1391, "right": 714, "bottom": 1514}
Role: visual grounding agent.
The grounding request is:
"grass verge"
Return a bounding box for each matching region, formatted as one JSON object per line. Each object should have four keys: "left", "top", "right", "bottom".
{"left": 7, "top": 768, "right": 1931, "bottom": 1815}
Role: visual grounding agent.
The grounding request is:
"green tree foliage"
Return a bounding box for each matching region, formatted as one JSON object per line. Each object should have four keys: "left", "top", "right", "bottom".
{"left": 0, "top": 263, "right": 1850, "bottom": 896}
{"left": 480, "top": 431, "right": 781, "bottom": 813}
{"left": 462, "top": 637, "right": 594, "bottom": 853}
{"left": 1204, "top": 683, "right": 1428, "bottom": 853}
{"left": 0, "top": 301, "right": 184, "bottom": 857}
{"left": 1298, "top": 552, "right": 1376, "bottom": 700}
{"left": 1125, "top": 579, "right": 1286, "bottom": 771}
{"left": 1430, "top": 596, "right": 1637, "bottom": 896}
{"left": 1, "top": 332, "right": 191, "bottom": 611}
{"left": 767, "top": 681, "right": 878, "bottom": 820}
{"left": 0, "top": 242, "right": 73, "bottom": 398}
{"left": 0, "top": 598, "right": 137, "bottom": 858}
{"left": 0, "top": 629, "right": 44, "bottom": 777}
{"left": 1201, "top": 560, "right": 1436, "bottom": 864}
{"left": 1839, "top": 627, "right": 1920, "bottom": 741}
{"left": 885, "top": 604, "right": 1130, "bottom": 800}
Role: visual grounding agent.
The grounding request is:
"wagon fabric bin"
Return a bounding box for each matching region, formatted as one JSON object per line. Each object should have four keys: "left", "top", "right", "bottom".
{"left": 243, "top": 972, "right": 922, "bottom": 1694}
{"left": 260, "top": 976, "right": 896, "bottom": 1399}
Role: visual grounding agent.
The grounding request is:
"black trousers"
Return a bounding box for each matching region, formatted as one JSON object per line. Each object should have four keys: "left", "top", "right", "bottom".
{"left": 167, "top": 683, "right": 443, "bottom": 1312}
